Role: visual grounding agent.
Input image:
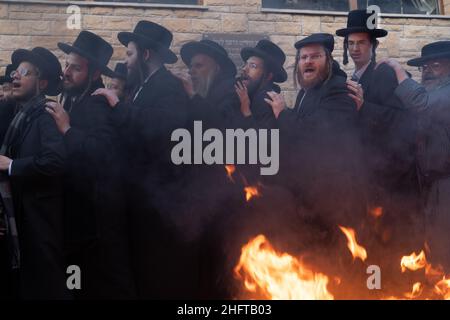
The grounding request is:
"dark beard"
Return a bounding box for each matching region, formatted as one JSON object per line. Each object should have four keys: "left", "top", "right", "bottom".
{"left": 298, "top": 65, "right": 328, "bottom": 90}
{"left": 127, "top": 59, "right": 149, "bottom": 92}
{"left": 246, "top": 74, "right": 265, "bottom": 97}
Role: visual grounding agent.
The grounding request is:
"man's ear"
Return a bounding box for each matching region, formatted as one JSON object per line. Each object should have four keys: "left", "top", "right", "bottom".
{"left": 266, "top": 72, "right": 274, "bottom": 83}
{"left": 142, "top": 48, "right": 151, "bottom": 62}
{"left": 39, "top": 79, "right": 48, "bottom": 92}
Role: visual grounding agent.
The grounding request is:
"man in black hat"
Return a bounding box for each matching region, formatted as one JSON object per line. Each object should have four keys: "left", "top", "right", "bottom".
{"left": 178, "top": 39, "right": 240, "bottom": 129}
{"left": 235, "top": 39, "right": 287, "bottom": 129}
{"left": 46, "top": 30, "right": 136, "bottom": 299}
{"left": 93, "top": 20, "right": 191, "bottom": 299}
{"left": 0, "top": 47, "right": 69, "bottom": 299}
{"left": 380, "top": 41, "right": 450, "bottom": 268}
{"left": 266, "top": 33, "right": 367, "bottom": 248}
{"left": 336, "top": 10, "right": 421, "bottom": 255}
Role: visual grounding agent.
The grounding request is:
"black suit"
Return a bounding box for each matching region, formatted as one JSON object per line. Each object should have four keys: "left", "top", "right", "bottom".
{"left": 277, "top": 64, "right": 368, "bottom": 237}
{"left": 7, "top": 96, "right": 68, "bottom": 299}
{"left": 62, "top": 80, "right": 135, "bottom": 299}
{"left": 110, "top": 66, "right": 192, "bottom": 299}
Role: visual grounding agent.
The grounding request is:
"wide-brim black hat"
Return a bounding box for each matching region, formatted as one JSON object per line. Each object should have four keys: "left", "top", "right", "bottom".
{"left": 111, "top": 62, "right": 127, "bottom": 80}
{"left": 180, "top": 40, "right": 236, "bottom": 77}
{"left": 118, "top": 20, "right": 177, "bottom": 64}
{"left": 11, "top": 47, "right": 62, "bottom": 96}
{"left": 336, "top": 9, "right": 387, "bottom": 38}
{"left": 241, "top": 40, "right": 287, "bottom": 83}
{"left": 295, "top": 33, "right": 335, "bottom": 53}
{"left": 0, "top": 64, "right": 14, "bottom": 85}
{"left": 408, "top": 41, "right": 450, "bottom": 66}
{"left": 58, "top": 30, "right": 115, "bottom": 78}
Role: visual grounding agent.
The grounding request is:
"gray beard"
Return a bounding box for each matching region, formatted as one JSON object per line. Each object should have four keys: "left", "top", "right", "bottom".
{"left": 193, "top": 70, "right": 218, "bottom": 98}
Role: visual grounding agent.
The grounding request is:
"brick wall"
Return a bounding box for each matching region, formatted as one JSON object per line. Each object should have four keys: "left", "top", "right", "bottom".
{"left": 0, "top": 0, "right": 449, "bottom": 106}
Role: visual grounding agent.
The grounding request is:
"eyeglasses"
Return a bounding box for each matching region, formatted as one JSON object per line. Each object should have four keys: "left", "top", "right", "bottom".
{"left": 241, "top": 62, "right": 262, "bottom": 70}
{"left": 10, "top": 68, "right": 39, "bottom": 78}
{"left": 418, "top": 62, "right": 443, "bottom": 73}
{"left": 299, "top": 53, "right": 324, "bottom": 62}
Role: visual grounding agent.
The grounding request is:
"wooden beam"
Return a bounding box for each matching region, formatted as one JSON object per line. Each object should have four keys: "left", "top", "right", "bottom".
{"left": 349, "top": 0, "right": 358, "bottom": 10}
{"left": 438, "top": 0, "right": 445, "bottom": 14}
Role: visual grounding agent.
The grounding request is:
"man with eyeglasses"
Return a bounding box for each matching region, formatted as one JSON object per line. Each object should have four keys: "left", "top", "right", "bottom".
{"left": 265, "top": 33, "right": 368, "bottom": 250}
{"left": 0, "top": 47, "right": 69, "bottom": 299}
{"left": 336, "top": 10, "right": 421, "bottom": 259}
{"left": 380, "top": 41, "right": 450, "bottom": 269}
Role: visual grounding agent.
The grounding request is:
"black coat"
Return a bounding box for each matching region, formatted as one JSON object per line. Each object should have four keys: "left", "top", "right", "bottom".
{"left": 62, "top": 80, "right": 135, "bottom": 298}
{"left": 110, "top": 66, "right": 193, "bottom": 299}
{"left": 277, "top": 65, "right": 368, "bottom": 231}
{"left": 7, "top": 96, "right": 68, "bottom": 299}
{"left": 358, "top": 62, "right": 419, "bottom": 196}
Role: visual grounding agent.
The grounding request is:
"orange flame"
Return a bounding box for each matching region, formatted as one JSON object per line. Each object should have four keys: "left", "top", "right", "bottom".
{"left": 434, "top": 277, "right": 450, "bottom": 300}
{"left": 338, "top": 226, "right": 367, "bottom": 262}
{"left": 234, "top": 235, "right": 334, "bottom": 300}
{"left": 400, "top": 250, "right": 427, "bottom": 273}
{"left": 224, "top": 165, "right": 236, "bottom": 182}
{"left": 404, "top": 282, "right": 423, "bottom": 299}
{"left": 370, "top": 207, "right": 383, "bottom": 218}
{"left": 244, "top": 186, "right": 260, "bottom": 202}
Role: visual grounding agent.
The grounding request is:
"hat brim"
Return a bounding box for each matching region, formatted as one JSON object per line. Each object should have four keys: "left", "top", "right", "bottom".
{"left": 241, "top": 47, "right": 287, "bottom": 83}
{"left": 12, "top": 49, "right": 62, "bottom": 96}
{"left": 336, "top": 27, "right": 387, "bottom": 38}
{"left": 57, "top": 42, "right": 116, "bottom": 78}
{"left": 336, "top": 26, "right": 387, "bottom": 38}
{"left": 118, "top": 32, "right": 178, "bottom": 64}
{"left": 180, "top": 42, "right": 236, "bottom": 77}
{"left": 407, "top": 51, "right": 450, "bottom": 66}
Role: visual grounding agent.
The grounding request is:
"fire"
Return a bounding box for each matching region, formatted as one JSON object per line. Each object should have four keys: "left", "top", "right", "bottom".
{"left": 224, "top": 165, "right": 236, "bottom": 182}
{"left": 338, "top": 226, "right": 367, "bottom": 262}
{"left": 244, "top": 186, "right": 260, "bottom": 202}
{"left": 234, "top": 235, "right": 334, "bottom": 300}
{"left": 434, "top": 277, "right": 450, "bottom": 300}
{"left": 404, "top": 282, "right": 423, "bottom": 299}
{"left": 400, "top": 250, "right": 427, "bottom": 272}
{"left": 370, "top": 206, "right": 383, "bottom": 218}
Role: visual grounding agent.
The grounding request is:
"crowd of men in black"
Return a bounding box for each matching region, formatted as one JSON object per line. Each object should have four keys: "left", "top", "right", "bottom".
{"left": 0, "top": 9, "right": 449, "bottom": 299}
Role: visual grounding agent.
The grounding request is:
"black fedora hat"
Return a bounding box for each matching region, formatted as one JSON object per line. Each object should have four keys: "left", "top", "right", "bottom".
{"left": 11, "top": 47, "right": 63, "bottom": 96}
{"left": 0, "top": 64, "right": 14, "bottom": 85}
{"left": 336, "top": 9, "right": 387, "bottom": 38}
{"left": 407, "top": 41, "right": 450, "bottom": 66}
{"left": 118, "top": 20, "right": 177, "bottom": 64}
{"left": 295, "top": 33, "right": 335, "bottom": 53}
{"left": 241, "top": 40, "right": 287, "bottom": 83}
{"left": 181, "top": 40, "right": 236, "bottom": 77}
{"left": 111, "top": 62, "right": 127, "bottom": 80}
{"left": 58, "top": 30, "right": 115, "bottom": 77}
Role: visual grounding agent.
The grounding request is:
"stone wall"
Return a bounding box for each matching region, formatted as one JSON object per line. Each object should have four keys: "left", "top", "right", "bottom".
{"left": 0, "top": 0, "right": 449, "bottom": 105}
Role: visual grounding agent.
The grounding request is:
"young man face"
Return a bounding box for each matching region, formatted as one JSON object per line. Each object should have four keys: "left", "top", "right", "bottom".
{"left": 63, "top": 52, "right": 90, "bottom": 94}
{"left": 347, "top": 32, "right": 374, "bottom": 69}
{"left": 189, "top": 53, "right": 220, "bottom": 98}
{"left": 12, "top": 61, "right": 45, "bottom": 102}
{"left": 297, "top": 44, "right": 329, "bottom": 89}
{"left": 420, "top": 58, "right": 450, "bottom": 90}
{"left": 240, "top": 56, "right": 268, "bottom": 95}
